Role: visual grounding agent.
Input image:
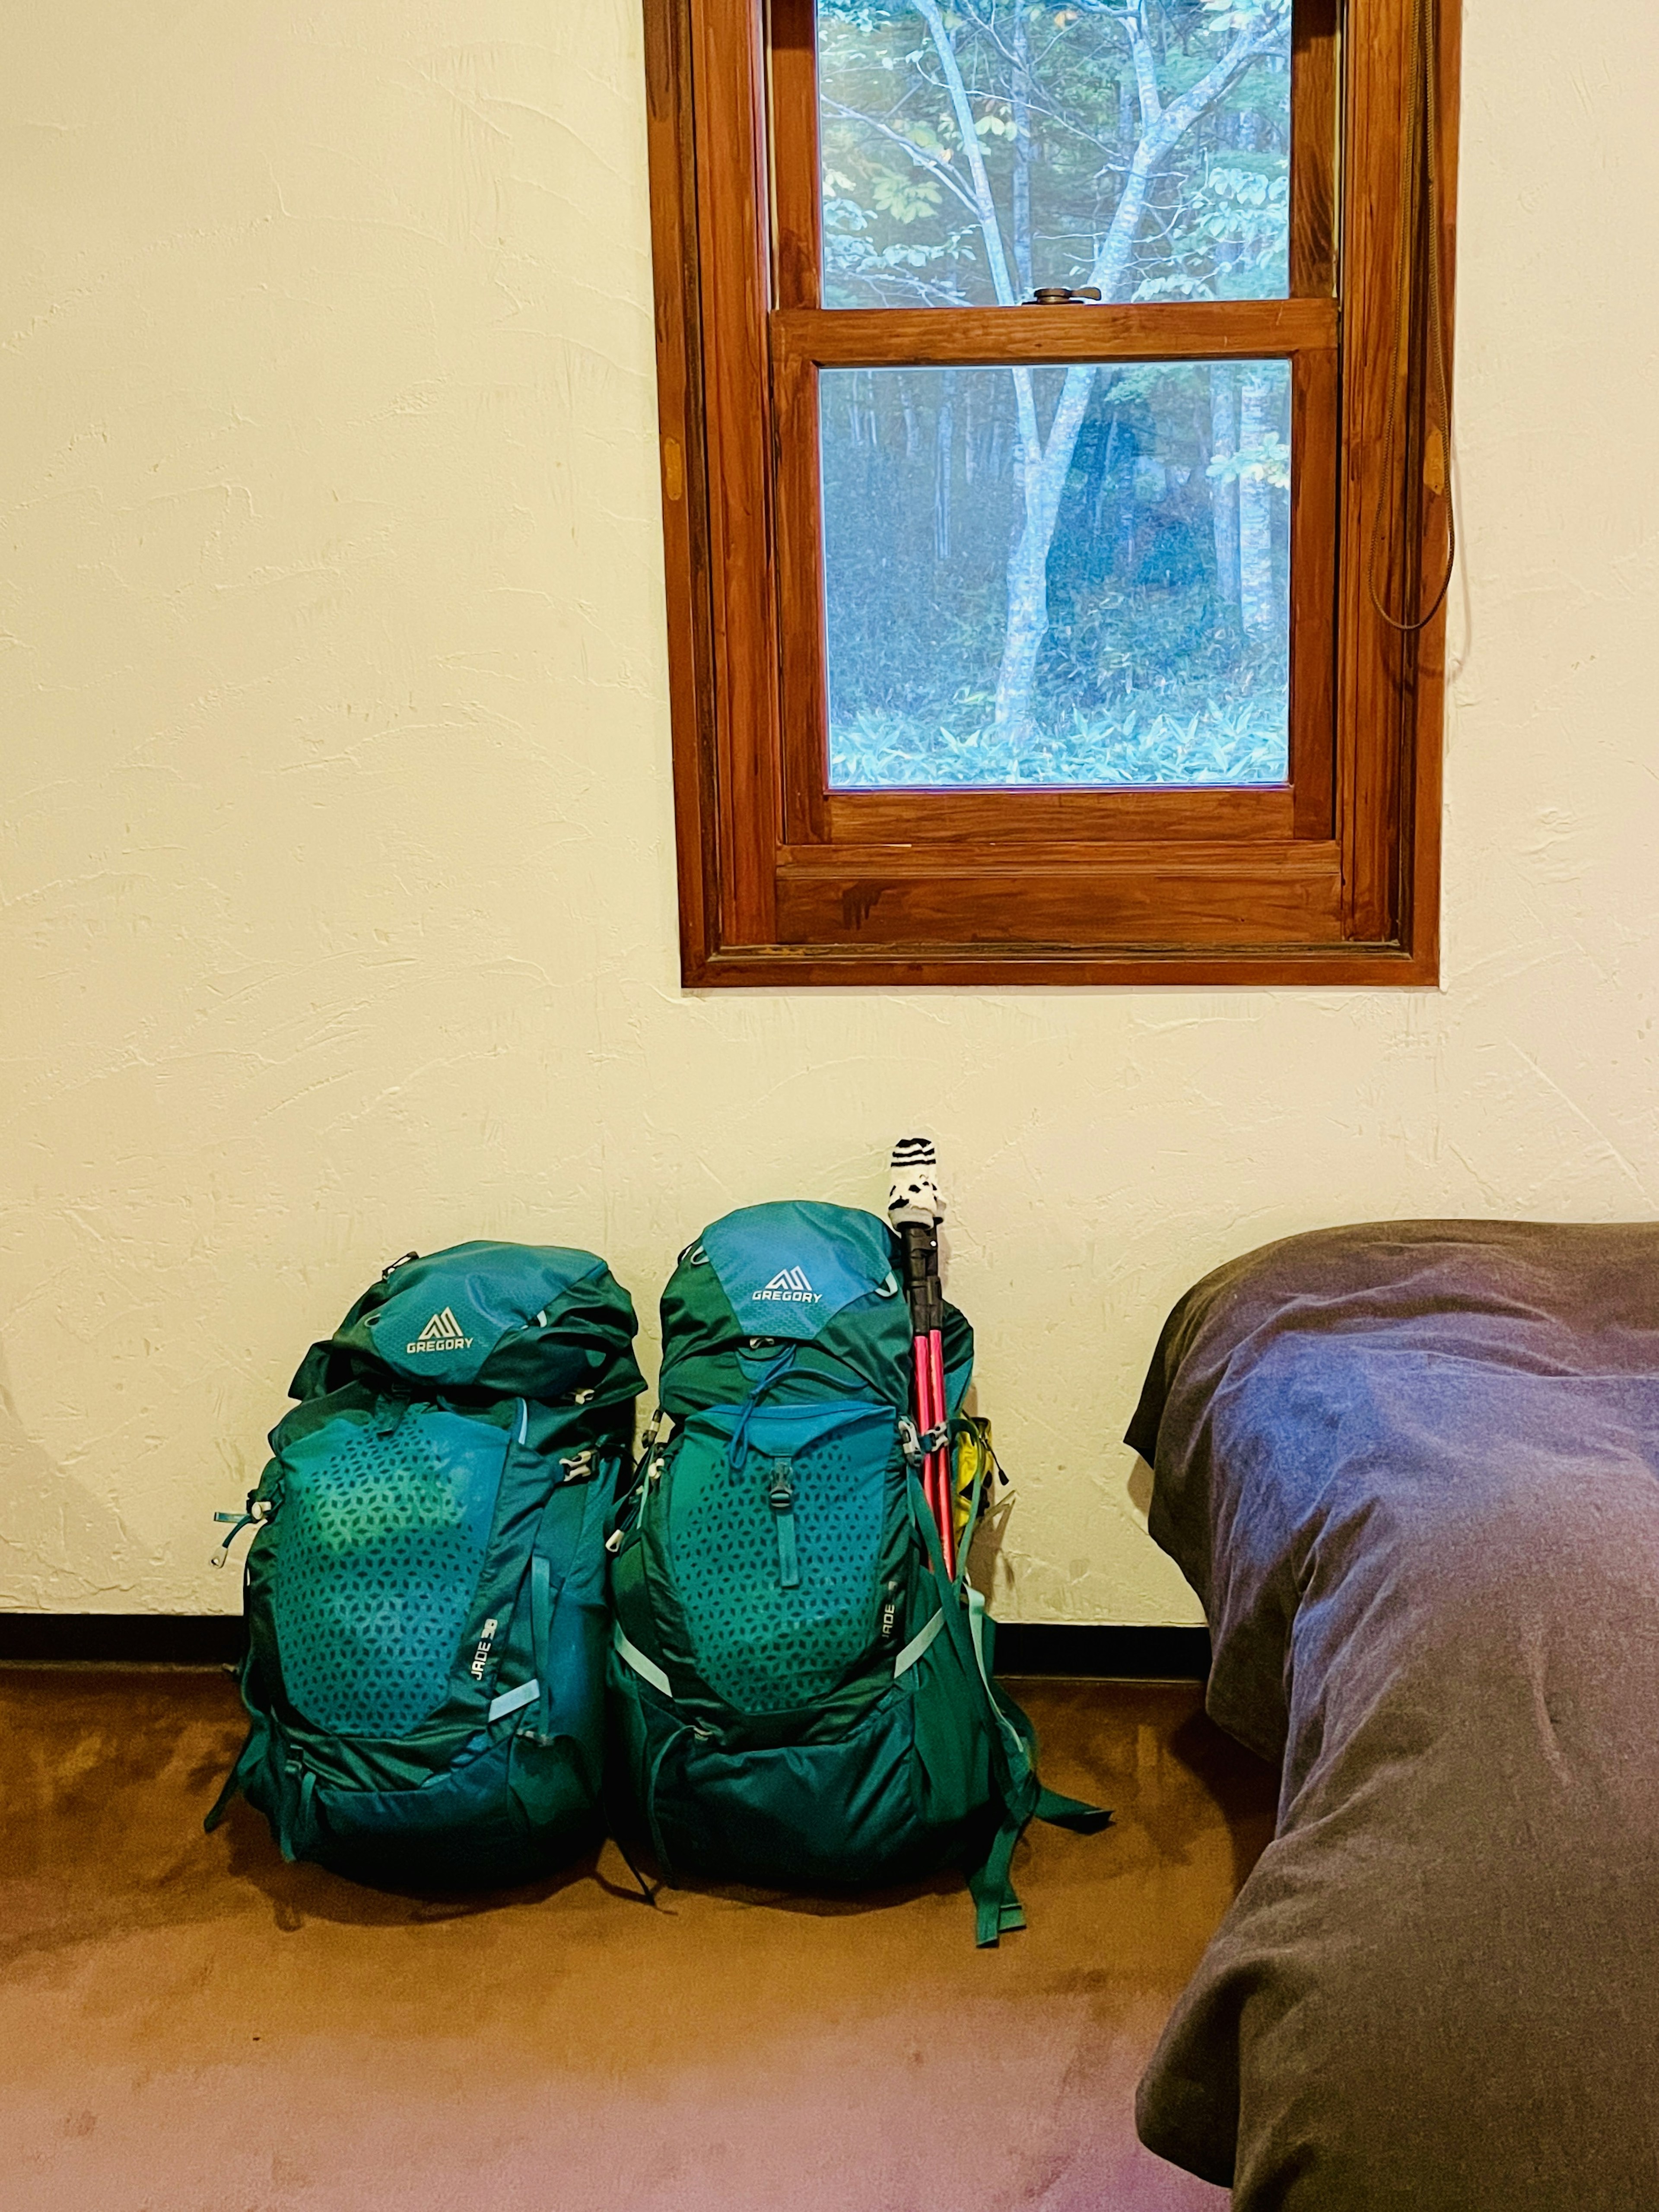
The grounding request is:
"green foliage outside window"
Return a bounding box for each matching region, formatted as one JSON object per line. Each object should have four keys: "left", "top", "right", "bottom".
{"left": 814, "top": 0, "right": 1295, "bottom": 787}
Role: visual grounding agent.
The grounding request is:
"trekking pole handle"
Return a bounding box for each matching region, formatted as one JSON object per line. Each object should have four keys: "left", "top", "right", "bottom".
{"left": 888, "top": 1136, "right": 944, "bottom": 1234}
{"left": 896, "top": 1219, "right": 934, "bottom": 1293}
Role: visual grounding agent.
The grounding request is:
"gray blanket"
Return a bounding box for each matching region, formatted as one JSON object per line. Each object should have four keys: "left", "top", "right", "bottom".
{"left": 1126, "top": 1221, "right": 1659, "bottom": 2210}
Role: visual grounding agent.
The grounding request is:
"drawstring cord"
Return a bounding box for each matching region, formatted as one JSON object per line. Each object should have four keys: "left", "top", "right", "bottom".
{"left": 725, "top": 1350, "right": 797, "bottom": 1472}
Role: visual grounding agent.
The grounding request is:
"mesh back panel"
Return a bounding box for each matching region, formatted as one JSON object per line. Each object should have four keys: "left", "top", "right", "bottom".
{"left": 273, "top": 1408, "right": 504, "bottom": 1736}
{"left": 669, "top": 1421, "right": 890, "bottom": 1714}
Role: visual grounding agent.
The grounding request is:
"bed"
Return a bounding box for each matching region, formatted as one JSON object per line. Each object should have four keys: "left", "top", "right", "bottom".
{"left": 1125, "top": 1220, "right": 1659, "bottom": 2210}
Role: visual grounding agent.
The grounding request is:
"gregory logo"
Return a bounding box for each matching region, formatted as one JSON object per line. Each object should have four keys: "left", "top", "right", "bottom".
{"left": 753, "top": 1267, "right": 818, "bottom": 1304}
{"left": 407, "top": 1307, "right": 473, "bottom": 1354}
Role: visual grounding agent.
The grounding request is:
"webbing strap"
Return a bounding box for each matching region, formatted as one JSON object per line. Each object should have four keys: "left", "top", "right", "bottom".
{"left": 966, "top": 1587, "right": 1109, "bottom": 1836}
{"left": 203, "top": 1657, "right": 265, "bottom": 1834}
{"left": 1035, "top": 1784, "right": 1112, "bottom": 1834}
{"left": 642, "top": 1724, "right": 680, "bottom": 1879}
{"left": 203, "top": 1765, "right": 241, "bottom": 1833}
{"left": 488, "top": 1677, "right": 540, "bottom": 1723}
{"left": 774, "top": 1504, "right": 800, "bottom": 1589}
{"left": 277, "top": 1765, "right": 316, "bottom": 1865}
{"left": 901, "top": 1479, "right": 1107, "bottom": 1942}
{"left": 967, "top": 1585, "right": 1032, "bottom": 1769}
{"left": 967, "top": 1818, "right": 1028, "bottom": 1947}
{"left": 613, "top": 1621, "right": 672, "bottom": 1698}
{"left": 892, "top": 1608, "right": 945, "bottom": 1679}
{"left": 531, "top": 1553, "right": 554, "bottom": 1742}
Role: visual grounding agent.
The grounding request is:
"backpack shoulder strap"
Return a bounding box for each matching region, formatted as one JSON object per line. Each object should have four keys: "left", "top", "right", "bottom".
{"left": 906, "top": 1479, "right": 1111, "bottom": 1945}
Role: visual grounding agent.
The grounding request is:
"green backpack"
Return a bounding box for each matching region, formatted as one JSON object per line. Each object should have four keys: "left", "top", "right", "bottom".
{"left": 606, "top": 1200, "right": 1108, "bottom": 1943}
{"left": 207, "top": 1242, "right": 644, "bottom": 1890}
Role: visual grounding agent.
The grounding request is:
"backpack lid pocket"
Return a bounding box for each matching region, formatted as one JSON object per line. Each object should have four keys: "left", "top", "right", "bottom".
{"left": 294, "top": 1241, "right": 643, "bottom": 1403}
{"left": 699, "top": 1202, "right": 899, "bottom": 1343}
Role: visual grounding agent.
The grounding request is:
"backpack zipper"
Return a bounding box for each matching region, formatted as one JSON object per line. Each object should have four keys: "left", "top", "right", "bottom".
{"left": 606, "top": 1415, "right": 671, "bottom": 1555}
{"left": 767, "top": 1456, "right": 800, "bottom": 1590}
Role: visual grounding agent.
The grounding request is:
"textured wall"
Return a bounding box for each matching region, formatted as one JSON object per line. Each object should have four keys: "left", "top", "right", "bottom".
{"left": 3, "top": 0, "right": 1656, "bottom": 1620}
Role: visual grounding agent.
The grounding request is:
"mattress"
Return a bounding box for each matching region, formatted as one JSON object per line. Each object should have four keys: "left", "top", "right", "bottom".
{"left": 1126, "top": 1220, "right": 1659, "bottom": 2211}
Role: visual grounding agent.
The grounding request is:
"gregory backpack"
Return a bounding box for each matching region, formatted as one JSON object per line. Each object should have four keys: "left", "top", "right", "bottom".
{"left": 606, "top": 1200, "right": 1107, "bottom": 1943}
{"left": 207, "top": 1241, "right": 644, "bottom": 1889}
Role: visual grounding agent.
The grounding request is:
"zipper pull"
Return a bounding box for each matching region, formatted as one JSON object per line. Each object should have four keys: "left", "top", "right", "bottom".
{"left": 767, "top": 1457, "right": 800, "bottom": 1590}
{"left": 210, "top": 1492, "right": 272, "bottom": 1568}
{"left": 607, "top": 1445, "right": 660, "bottom": 1553}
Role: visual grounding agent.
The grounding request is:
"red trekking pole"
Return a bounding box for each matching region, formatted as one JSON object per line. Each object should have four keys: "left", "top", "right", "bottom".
{"left": 888, "top": 1136, "right": 956, "bottom": 1579}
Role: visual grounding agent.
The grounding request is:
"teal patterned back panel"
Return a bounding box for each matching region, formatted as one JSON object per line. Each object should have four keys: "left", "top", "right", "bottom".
{"left": 667, "top": 1404, "right": 893, "bottom": 1714}
{"left": 273, "top": 1405, "right": 508, "bottom": 1736}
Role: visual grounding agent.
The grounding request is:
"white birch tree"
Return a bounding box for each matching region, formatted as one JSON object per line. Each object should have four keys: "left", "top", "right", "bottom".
{"left": 824, "top": 0, "right": 1290, "bottom": 756}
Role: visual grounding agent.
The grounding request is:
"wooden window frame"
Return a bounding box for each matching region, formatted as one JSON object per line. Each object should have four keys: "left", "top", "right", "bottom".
{"left": 645, "top": 0, "right": 1460, "bottom": 987}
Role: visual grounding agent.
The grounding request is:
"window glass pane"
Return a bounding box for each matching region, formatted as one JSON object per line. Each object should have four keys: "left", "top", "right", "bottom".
{"left": 820, "top": 358, "right": 1290, "bottom": 788}
{"left": 817, "top": 1, "right": 1291, "bottom": 310}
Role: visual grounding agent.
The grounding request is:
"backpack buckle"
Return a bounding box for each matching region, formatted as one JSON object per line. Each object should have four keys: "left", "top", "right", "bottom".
{"left": 899, "top": 1416, "right": 948, "bottom": 1466}
{"left": 766, "top": 1458, "right": 799, "bottom": 1590}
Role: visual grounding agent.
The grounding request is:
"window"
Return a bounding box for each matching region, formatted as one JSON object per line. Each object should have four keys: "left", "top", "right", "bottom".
{"left": 645, "top": 0, "right": 1457, "bottom": 984}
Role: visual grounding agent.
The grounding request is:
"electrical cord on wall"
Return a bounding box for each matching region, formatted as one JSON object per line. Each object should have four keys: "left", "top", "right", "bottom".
{"left": 1367, "top": 0, "right": 1455, "bottom": 634}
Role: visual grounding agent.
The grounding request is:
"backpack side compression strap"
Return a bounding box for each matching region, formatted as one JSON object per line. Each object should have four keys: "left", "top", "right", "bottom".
{"left": 613, "top": 1621, "right": 672, "bottom": 1698}
{"left": 892, "top": 1608, "right": 945, "bottom": 1678}
{"left": 905, "top": 1480, "right": 1110, "bottom": 1945}
{"left": 488, "top": 1678, "right": 540, "bottom": 1722}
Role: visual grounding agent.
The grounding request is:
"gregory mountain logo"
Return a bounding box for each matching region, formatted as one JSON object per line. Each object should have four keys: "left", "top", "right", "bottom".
{"left": 753, "top": 1266, "right": 818, "bottom": 1305}
{"left": 407, "top": 1306, "right": 474, "bottom": 1354}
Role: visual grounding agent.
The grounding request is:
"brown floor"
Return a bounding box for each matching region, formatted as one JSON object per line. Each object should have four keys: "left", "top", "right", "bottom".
{"left": 0, "top": 1669, "right": 1274, "bottom": 2211}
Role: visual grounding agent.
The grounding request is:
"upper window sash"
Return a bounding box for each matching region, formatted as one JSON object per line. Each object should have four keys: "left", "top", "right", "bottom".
{"left": 773, "top": 0, "right": 1335, "bottom": 314}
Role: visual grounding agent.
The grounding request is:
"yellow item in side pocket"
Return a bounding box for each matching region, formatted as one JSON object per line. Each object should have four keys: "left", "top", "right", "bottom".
{"left": 953, "top": 1415, "right": 1009, "bottom": 1551}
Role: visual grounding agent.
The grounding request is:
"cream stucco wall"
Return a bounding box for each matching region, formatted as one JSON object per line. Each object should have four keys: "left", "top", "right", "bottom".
{"left": 3, "top": 0, "right": 1656, "bottom": 1619}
